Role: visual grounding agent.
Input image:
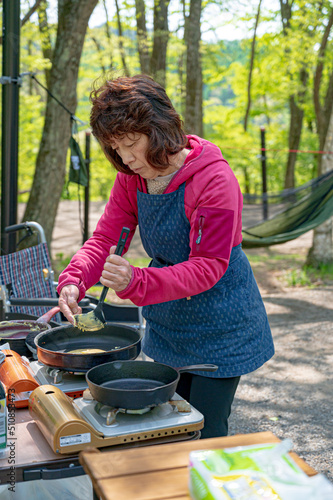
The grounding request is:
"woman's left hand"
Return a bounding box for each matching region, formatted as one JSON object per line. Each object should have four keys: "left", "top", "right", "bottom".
{"left": 100, "top": 246, "right": 132, "bottom": 291}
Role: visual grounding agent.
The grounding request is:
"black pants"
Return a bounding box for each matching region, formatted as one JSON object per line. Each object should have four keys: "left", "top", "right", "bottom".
{"left": 176, "top": 373, "right": 240, "bottom": 439}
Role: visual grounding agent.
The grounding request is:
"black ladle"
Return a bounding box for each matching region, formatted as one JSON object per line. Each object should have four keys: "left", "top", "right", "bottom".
{"left": 73, "top": 227, "right": 130, "bottom": 331}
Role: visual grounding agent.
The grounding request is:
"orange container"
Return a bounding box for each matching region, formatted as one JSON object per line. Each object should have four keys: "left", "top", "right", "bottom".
{"left": 0, "top": 350, "right": 39, "bottom": 408}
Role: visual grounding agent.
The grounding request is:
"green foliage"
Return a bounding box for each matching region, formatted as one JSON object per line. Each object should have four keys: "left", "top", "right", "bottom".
{"left": 285, "top": 268, "right": 313, "bottom": 287}
{"left": 283, "top": 262, "right": 333, "bottom": 288}
{"left": 246, "top": 249, "right": 333, "bottom": 288}
{"left": 127, "top": 256, "right": 151, "bottom": 268}
{"left": 17, "top": 20, "right": 53, "bottom": 203}
{"left": 18, "top": 94, "right": 45, "bottom": 202}
{"left": 53, "top": 252, "right": 72, "bottom": 280}
{"left": 2, "top": 0, "right": 332, "bottom": 203}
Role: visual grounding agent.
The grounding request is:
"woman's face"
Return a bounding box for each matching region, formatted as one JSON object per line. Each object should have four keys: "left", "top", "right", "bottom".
{"left": 109, "top": 133, "right": 161, "bottom": 179}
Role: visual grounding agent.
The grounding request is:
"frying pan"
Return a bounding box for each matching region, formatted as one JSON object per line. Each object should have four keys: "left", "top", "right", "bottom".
{"left": 1, "top": 311, "right": 60, "bottom": 328}
{"left": 0, "top": 307, "right": 61, "bottom": 357}
{"left": 34, "top": 323, "right": 141, "bottom": 372}
{"left": 86, "top": 360, "right": 218, "bottom": 409}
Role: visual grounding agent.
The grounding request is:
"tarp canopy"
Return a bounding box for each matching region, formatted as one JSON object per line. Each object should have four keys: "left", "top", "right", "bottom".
{"left": 242, "top": 170, "right": 333, "bottom": 248}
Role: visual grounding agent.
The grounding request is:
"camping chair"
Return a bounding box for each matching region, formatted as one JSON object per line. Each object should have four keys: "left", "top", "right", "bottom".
{"left": 0, "top": 221, "right": 144, "bottom": 334}
{"left": 0, "top": 221, "right": 65, "bottom": 323}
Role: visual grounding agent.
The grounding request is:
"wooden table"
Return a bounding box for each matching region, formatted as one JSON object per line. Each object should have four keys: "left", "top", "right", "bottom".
{"left": 79, "top": 431, "right": 317, "bottom": 500}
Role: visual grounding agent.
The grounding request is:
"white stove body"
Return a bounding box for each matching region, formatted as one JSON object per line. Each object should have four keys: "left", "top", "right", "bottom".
{"left": 29, "top": 361, "right": 204, "bottom": 442}
{"left": 29, "top": 360, "right": 88, "bottom": 393}
{"left": 74, "top": 393, "right": 204, "bottom": 437}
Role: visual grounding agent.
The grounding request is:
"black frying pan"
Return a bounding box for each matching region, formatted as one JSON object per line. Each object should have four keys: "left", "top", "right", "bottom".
{"left": 35, "top": 323, "right": 141, "bottom": 372}
{"left": 2, "top": 312, "right": 60, "bottom": 328}
{"left": 86, "top": 360, "right": 218, "bottom": 409}
{"left": 0, "top": 307, "right": 61, "bottom": 357}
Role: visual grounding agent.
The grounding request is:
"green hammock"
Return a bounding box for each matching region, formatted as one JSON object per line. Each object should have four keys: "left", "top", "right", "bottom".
{"left": 242, "top": 170, "right": 333, "bottom": 248}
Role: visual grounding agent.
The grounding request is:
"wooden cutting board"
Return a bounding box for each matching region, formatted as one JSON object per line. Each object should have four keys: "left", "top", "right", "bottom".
{"left": 79, "top": 431, "right": 317, "bottom": 500}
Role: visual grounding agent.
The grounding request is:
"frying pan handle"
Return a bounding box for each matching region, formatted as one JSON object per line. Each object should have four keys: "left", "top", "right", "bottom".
{"left": 36, "top": 306, "right": 60, "bottom": 324}
{"left": 100, "top": 227, "right": 130, "bottom": 303}
{"left": 177, "top": 364, "right": 218, "bottom": 373}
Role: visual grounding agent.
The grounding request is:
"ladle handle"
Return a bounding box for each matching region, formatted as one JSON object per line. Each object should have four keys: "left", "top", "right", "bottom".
{"left": 99, "top": 227, "right": 130, "bottom": 304}
{"left": 115, "top": 227, "right": 130, "bottom": 256}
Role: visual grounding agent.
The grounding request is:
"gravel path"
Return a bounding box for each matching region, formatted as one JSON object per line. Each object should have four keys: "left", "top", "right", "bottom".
{"left": 20, "top": 200, "right": 333, "bottom": 481}
{"left": 228, "top": 285, "right": 333, "bottom": 481}
{"left": 229, "top": 229, "right": 333, "bottom": 482}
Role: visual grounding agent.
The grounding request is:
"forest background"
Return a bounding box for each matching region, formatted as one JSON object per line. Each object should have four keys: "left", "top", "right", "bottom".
{"left": 1, "top": 0, "right": 333, "bottom": 264}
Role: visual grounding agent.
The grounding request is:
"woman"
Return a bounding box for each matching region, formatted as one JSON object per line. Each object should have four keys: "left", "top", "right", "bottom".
{"left": 58, "top": 74, "right": 274, "bottom": 438}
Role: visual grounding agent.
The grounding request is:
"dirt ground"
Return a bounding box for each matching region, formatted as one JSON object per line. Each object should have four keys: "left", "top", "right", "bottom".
{"left": 229, "top": 238, "right": 333, "bottom": 482}
{"left": 20, "top": 200, "right": 333, "bottom": 481}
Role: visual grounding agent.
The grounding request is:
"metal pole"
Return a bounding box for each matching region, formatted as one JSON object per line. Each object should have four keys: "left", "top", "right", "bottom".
{"left": 260, "top": 127, "right": 268, "bottom": 220}
{"left": 83, "top": 131, "right": 91, "bottom": 244}
{"left": 1, "top": 0, "right": 20, "bottom": 255}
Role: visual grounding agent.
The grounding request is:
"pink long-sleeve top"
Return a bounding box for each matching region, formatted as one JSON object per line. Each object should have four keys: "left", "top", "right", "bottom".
{"left": 57, "top": 135, "right": 243, "bottom": 306}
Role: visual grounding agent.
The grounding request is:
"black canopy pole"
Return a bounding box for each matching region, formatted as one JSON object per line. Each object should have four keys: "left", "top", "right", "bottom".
{"left": 1, "top": 0, "right": 21, "bottom": 255}
{"left": 260, "top": 127, "right": 268, "bottom": 220}
{"left": 83, "top": 131, "right": 91, "bottom": 245}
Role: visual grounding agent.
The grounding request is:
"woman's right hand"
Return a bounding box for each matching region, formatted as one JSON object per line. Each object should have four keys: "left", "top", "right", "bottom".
{"left": 58, "top": 284, "right": 81, "bottom": 324}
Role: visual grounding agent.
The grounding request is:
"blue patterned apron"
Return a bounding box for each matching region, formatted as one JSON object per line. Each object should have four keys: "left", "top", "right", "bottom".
{"left": 137, "top": 183, "right": 274, "bottom": 378}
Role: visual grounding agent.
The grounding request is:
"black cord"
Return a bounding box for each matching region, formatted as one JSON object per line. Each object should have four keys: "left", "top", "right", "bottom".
{"left": 77, "top": 183, "right": 85, "bottom": 238}
{"left": 28, "top": 72, "right": 86, "bottom": 240}
{"left": 31, "top": 74, "right": 74, "bottom": 119}
{"left": 16, "top": 227, "right": 36, "bottom": 248}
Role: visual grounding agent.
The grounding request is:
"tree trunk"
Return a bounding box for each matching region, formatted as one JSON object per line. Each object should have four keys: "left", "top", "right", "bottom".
{"left": 198, "top": 57, "right": 203, "bottom": 136}
{"left": 102, "top": 0, "right": 113, "bottom": 70}
{"left": 306, "top": 111, "right": 333, "bottom": 266}
{"left": 284, "top": 69, "right": 308, "bottom": 189}
{"left": 279, "top": 0, "right": 293, "bottom": 34}
{"left": 313, "top": 7, "right": 333, "bottom": 173}
{"left": 38, "top": 0, "right": 53, "bottom": 89}
{"left": 91, "top": 36, "right": 107, "bottom": 74}
{"left": 178, "top": 51, "right": 185, "bottom": 117}
{"left": 243, "top": 167, "right": 250, "bottom": 195}
{"left": 135, "top": 0, "right": 150, "bottom": 74}
{"left": 180, "top": 0, "right": 188, "bottom": 116}
{"left": 307, "top": 7, "right": 333, "bottom": 265}
{"left": 22, "top": 0, "right": 98, "bottom": 249}
{"left": 244, "top": 0, "right": 262, "bottom": 132}
{"left": 21, "top": 0, "right": 44, "bottom": 27}
{"left": 184, "top": 0, "right": 203, "bottom": 136}
{"left": 150, "top": 0, "right": 170, "bottom": 87}
{"left": 114, "top": 0, "right": 130, "bottom": 77}
{"left": 284, "top": 99, "right": 301, "bottom": 189}
{"left": 279, "top": 0, "right": 308, "bottom": 189}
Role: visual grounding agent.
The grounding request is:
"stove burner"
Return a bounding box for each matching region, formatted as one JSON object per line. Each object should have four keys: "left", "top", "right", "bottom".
{"left": 46, "top": 367, "right": 64, "bottom": 384}
{"left": 94, "top": 404, "right": 152, "bottom": 425}
{"left": 45, "top": 366, "right": 86, "bottom": 384}
{"left": 29, "top": 361, "right": 87, "bottom": 399}
{"left": 82, "top": 389, "right": 192, "bottom": 426}
{"left": 169, "top": 399, "right": 192, "bottom": 413}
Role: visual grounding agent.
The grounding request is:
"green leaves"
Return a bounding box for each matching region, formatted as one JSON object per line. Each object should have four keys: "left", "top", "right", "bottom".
{"left": 8, "top": 0, "right": 333, "bottom": 201}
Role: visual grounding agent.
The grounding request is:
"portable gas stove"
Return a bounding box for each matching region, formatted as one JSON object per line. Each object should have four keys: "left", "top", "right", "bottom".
{"left": 29, "top": 360, "right": 87, "bottom": 399}
{"left": 29, "top": 385, "right": 204, "bottom": 455}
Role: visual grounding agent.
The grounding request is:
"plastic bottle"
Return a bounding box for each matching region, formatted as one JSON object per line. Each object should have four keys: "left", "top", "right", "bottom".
{"left": 0, "top": 381, "right": 7, "bottom": 449}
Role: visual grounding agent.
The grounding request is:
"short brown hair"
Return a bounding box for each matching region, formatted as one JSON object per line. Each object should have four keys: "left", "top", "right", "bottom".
{"left": 90, "top": 75, "right": 187, "bottom": 174}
